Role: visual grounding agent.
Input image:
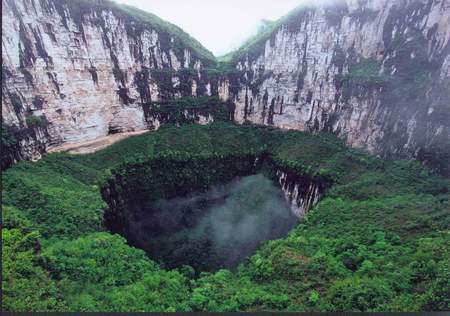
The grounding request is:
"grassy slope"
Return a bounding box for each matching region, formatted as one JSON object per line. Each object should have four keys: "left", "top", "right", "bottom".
{"left": 2, "top": 123, "right": 449, "bottom": 312}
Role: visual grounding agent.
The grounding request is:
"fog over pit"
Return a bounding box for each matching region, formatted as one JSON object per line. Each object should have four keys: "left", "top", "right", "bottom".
{"left": 128, "top": 174, "right": 298, "bottom": 273}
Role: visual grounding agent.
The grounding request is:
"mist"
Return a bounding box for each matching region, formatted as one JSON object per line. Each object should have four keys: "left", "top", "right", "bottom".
{"left": 113, "top": 0, "right": 302, "bottom": 56}
{"left": 130, "top": 174, "right": 298, "bottom": 272}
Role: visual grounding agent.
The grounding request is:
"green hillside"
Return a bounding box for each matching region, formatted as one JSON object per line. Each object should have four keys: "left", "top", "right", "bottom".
{"left": 2, "top": 122, "right": 449, "bottom": 312}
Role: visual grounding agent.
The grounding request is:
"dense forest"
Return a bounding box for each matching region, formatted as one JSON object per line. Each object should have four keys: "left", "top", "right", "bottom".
{"left": 2, "top": 122, "right": 449, "bottom": 312}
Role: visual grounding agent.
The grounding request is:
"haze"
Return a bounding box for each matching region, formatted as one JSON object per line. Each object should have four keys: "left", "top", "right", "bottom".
{"left": 114, "top": 0, "right": 302, "bottom": 56}
{"left": 132, "top": 174, "right": 297, "bottom": 272}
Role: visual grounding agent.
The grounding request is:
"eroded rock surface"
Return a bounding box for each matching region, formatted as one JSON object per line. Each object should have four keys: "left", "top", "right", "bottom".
{"left": 221, "top": 0, "right": 450, "bottom": 175}
{"left": 2, "top": 0, "right": 216, "bottom": 166}
{"left": 2, "top": 0, "right": 450, "bottom": 174}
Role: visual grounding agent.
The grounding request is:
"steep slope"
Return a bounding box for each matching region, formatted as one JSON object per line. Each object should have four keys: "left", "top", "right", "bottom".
{"left": 220, "top": 0, "right": 450, "bottom": 175}
{"left": 1, "top": 0, "right": 217, "bottom": 167}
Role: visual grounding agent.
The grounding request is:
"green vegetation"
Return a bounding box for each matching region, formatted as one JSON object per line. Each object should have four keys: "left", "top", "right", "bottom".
{"left": 332, "top": 57, "right": 394, "bottom": 102}
{"left": 2, "top": 122, "right": 20, "bottom": 170}
{"left": 1, "top": 121, "right": 17, "bottom": 148}
{"left": 2, "top": 123, "right": 449, "bottom": 312}
{"left": 112, "top": 3, "right": 214, "bottom": 64}
{"left": 219, "top": 1, "right": 346, "bottom": 63}
{"left": 2, "top": 206, "right": 66, "bottom": 311}
{"left": 4, "top": 2, "right": 448, "bottom": 311}
{"left": 115, "top": 174, "right": 296, "bottom": 273}
{"left": 219, "top": 4, "right": 315, "bottom": 63}
{"left": 339, "top": 58, "right": 392, "bottom": 90}
{"left": 25, "top": 114, "right": 47, "bottom": 128}
{"left": 53, "top": 0, "right": 215, "bottom": 65}
{"left": 143, "top": 96, "right": 234, "bottom": 124}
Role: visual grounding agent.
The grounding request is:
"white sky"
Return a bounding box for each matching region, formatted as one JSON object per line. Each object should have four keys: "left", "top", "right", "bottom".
{"left": 114, "top": 0, "right": 303, "bottom": 56}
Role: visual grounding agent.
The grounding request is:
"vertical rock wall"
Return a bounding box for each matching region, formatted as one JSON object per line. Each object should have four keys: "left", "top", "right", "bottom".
{"left": 276, "top": 170, "right": 324, "bottom": 218}
{"left": 1, "top": 0, "right": 217, "bottom": 166}
{"left": 222, "top": 0, "right": 450, "bottom": 175}
{"left": 2, "top": 0, "right": 449, "bottom": 175}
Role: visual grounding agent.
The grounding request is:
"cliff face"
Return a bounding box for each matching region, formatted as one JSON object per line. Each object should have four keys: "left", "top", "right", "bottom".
{"left": 222, "top": 0, "right": 450, "bottom": 175}
{"left": 1, "top": 0, "right": 217, "bottom": 167}
{"left": 276, "top": 170, "right": 323, "bottom": 217}
{"left": 2, "top": 0, "right": 450, "bottom": 174}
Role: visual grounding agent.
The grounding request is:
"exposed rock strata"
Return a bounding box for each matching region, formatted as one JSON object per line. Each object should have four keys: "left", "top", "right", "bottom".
{"left": 276, "top": 170, "right": 323, "bottom": 217}
{"left": 221, "top": 0, "right": 450, "bottom": 175}
{"left": 2, "top": 0, "right": 450, "bottom": 174}
{"left": 1, "top": 0, "right": 217, "bottom": 166}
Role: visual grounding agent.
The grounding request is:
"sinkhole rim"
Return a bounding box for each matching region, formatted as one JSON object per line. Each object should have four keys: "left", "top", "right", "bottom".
{"left": 100, "top": 153, "right": 327, "bottom": 273}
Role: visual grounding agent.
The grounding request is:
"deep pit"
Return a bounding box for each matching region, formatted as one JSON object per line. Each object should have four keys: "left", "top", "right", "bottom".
{"left": 105, "top": 173, "right": 297, "bottom": 273}
{"left": 102, "top": 152, "right": 324, "bottom": 274}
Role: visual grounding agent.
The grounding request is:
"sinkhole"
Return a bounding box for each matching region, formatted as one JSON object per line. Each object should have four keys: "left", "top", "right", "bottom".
{"left": 101, "top": 155, "right": 318, "bottom": 273}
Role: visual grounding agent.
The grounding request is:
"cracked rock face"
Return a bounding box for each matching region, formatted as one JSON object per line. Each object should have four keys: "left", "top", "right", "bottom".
{"left": 2, "top": 0, "right": 450, "bottom": 175}
{"left": 1, "top": 0, "right": 215, "bottom": 164}
{"left": 276, "top": 170, "right": 324, "bottom": 218}
{"left": 222, "top": 0, "right": 450, "bottom": 174}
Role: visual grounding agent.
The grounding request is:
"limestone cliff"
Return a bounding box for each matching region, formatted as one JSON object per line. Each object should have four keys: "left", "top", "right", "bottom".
{"left": 221, "top": 0, "right": 450, "bottom": 175}
{"left": 2, "top": 0, "right": 450, "bottom": 175}
{"left": 1, "top": 0, "right": 217, "bottom": 167}
{"left": 277, "top": 170, "right": 324, "bottom": 217}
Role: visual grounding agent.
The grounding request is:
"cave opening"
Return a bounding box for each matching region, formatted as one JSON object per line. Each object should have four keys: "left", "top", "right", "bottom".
{"left": 101, "top": 156, "right": 302, "bottom": 274}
